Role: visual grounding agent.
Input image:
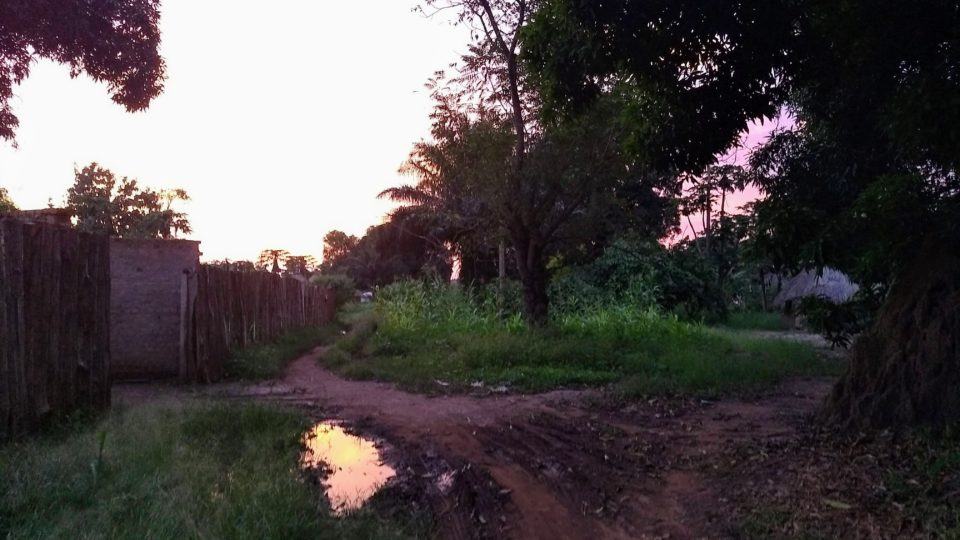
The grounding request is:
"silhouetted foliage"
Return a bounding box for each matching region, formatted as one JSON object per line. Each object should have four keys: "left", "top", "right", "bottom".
{"left": 0, "top": 187, "right": 15, "bottom": 214}
{"left": 321, "top": 230, "right": 359, "bottom": 272}
{"left": 525, "top": 0, "right": 960, "bottom": 430}
{"left": 310, "top": 273, "right": 356, "bottom": 305}
{"left": 417, "top": 0, "right": 564, "bottom": 324}
{"left": 284, "top": 255, "right": 318, "bottom": 276}
{"left": 403, "top": 2, "right": 681, "bottom": 323}
{"left": 550, "top": 237, "right": 727, "bottom": 321}
{"left": 524, "top": 0, "right": 790, "bottom": 173}
{"left": 256, "top": 249, "right": 290, "bottom": 274}
{"left": 338, "top": 219, "right": 452, "bottom": 289}
{"left": 0, "top": 0, "right": 165, "bottom": 141}
{"left": 66, "top": 163, "right": 190, "bottom": 239}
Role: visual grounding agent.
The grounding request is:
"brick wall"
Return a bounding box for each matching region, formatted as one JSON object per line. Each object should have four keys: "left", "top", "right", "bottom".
{"left": 110, "top": 238, "right": 199, "bottom": 380}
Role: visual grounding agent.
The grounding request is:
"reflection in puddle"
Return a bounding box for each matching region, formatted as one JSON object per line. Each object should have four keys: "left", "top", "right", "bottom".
{"left": 301, "top": 422, "right": 396, "bottom": 514}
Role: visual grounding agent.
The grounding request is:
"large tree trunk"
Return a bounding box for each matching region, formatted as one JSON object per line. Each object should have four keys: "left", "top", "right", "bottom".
{"left": 519, "top": 267, "right": 549, "bottom": 325}
{"left": 824, "top": 243, "right": 960, "bottom": 431}
{"left": 512, "top": 233, "right": 549, "bottom": 325}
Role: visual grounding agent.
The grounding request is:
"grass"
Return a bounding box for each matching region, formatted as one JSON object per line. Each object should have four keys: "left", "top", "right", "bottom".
{"left": 0, "top": 400, "right": 427, "bottom": 539}
{"left": 319, "top": 282, "right": 843, "bottom": 397}
{"left": 225, "top": 324, "right": 343, "bottom": 381}
{"left": 722, "top": 310, "right": 793, "bottom": 331}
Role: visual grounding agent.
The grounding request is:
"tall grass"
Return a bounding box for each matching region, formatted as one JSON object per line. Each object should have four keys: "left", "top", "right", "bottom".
{"left": 0, "top": 401, "right": 425, "bottom": 539}
{"left": 320, "top": 281, "right": 842, "bottom": 396}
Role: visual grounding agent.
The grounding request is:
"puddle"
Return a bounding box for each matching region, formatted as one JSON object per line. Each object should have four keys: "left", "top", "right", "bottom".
{"left": 301, "top": 421, "right": 396, "bottom": 515}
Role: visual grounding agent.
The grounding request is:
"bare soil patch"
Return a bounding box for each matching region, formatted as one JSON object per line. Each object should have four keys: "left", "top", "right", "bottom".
{"left": 115, "top": 338, "right": 931, "bottom": 539}
{"left": 204, "top": 345, "right": 845, "bottom": 538}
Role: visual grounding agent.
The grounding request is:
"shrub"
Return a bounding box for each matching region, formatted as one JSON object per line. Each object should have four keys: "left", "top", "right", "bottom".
{"left": 548, "top": 238, "right": 728, "bottom": 322}
{"left": 797, "top": 293, "right": 876, "bottom": 349}
{"left": 311, "top": 273, "right": 356, "bottom": 306}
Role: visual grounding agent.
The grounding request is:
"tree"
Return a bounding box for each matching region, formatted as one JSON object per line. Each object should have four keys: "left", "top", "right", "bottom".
{"left": 0, "top": 187, "right": 16, "bottom": 214}
{"left": 422, "top": 0, "right": 546, "bottom": 321}
{"left": 678, "top": 164, "right": 750, "bottom": 304}
{"left": 524, "top": 0, "right": 791, "bottom": 173}
{"left": 66, "top": 162, "right": 191, "bottom": 238}
{"left": 321, "top": 230, "right": 359, "bottom": 272}
{"left": 0, "top": 0, "right": 165, "bottom": 141}
{"left": 256, "top": 249, "right": 289, "bottom": 274}
{"left": 382, "top": 85, "right": 512, "bottom": 286}
{"left": 339, "top": 220, "right": 453, "bottom": 289}
{"left": 284, "top": 255, "right": 318, "bottom": 276}
{"left": 420, "top": 0, "right": 676, "bottom": 324}
{"left": 525, "top": 0, "right": 960, "bottom": 431}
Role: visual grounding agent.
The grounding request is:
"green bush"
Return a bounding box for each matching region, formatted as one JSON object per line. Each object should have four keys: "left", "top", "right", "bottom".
{"left": 797, "top": 295, "right": 871, "bottom": 349}
{"left": 311, "top": 273, "right": 356, "bottom": 306}
{"left": 548, "top": 238, "right": 728, "bottom": 322}
{"left": 376, "top": 280, "right": 523, "bottom": 333}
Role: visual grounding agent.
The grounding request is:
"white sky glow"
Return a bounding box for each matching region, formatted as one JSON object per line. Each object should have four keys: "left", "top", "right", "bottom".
{"left": 0, "top": 1, "right": 468, "bottom": 262}
{"left": 1, "top": 2, "right": 782, "bottom": 260}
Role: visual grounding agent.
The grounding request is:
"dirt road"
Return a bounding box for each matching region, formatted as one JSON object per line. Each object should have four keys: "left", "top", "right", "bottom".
{"left": 206, "top": 346, "right": 834, "bottom": 539}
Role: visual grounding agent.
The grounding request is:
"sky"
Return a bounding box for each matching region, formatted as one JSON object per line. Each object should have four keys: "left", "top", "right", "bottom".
{"left": 0, "top": 1, "right": 784, "bottom": 262}
{"left": 0, "top": 1, "right": 469, "bottom": 262}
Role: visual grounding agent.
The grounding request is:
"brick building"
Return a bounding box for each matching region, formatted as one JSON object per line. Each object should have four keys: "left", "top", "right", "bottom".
{"left": 109, "top": 238, "right": 201, "bottom": 379}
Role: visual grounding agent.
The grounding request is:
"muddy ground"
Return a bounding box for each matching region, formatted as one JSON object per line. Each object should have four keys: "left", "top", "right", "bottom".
{"left": 114, "top": 339, "right": 942, "bottom": 538}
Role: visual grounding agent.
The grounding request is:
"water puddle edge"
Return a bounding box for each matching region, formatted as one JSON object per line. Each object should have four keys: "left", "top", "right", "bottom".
{"left": 300, "top": 421, "right": 397, "bottom": 515}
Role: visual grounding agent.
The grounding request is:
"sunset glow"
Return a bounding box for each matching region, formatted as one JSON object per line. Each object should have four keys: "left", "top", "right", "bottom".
{"left": 0, "top": 1, "right": 468, "bottom": 262}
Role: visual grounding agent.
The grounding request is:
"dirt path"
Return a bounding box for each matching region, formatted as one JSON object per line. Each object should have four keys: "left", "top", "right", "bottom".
{"left": 214, "top": 348, "right": 599, "bottom": 538}
{"left": 245, "top": 347, "right": 590, "bottom": 428}
{"left": 204, "top": 346, "right": 835, "bottom": 539}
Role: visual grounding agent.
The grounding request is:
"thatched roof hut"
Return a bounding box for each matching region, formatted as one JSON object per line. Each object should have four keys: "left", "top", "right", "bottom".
{"left": 773, "top": 267, "right": 859, "bottom": 310}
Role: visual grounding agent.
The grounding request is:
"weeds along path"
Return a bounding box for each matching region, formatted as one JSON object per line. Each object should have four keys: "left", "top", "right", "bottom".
{"left": 212, "top": 344, "right": 836, "bottom": 539}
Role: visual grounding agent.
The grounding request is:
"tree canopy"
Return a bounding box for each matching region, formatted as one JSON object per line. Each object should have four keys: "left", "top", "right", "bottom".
{"left": 524, "top": 0, "right": 960, "bottom": 430}
{"left": 256, "top": 249, "right": 290, "bottom": 274}
{"left": 525, "top": 0, "right": 960, "bottom": 267}
{"left": 0, "top": 187, "right": 16, "bottom": 214}
{"left": 66, "top": 163, "right": 190, "bottom": 239}
{"left": 408, "top": 0, "right": 678, "bottom": 323}
{"left": 523, "top": 0, "right": 791, "bottom": 173}
{"left": 321, "top": 230, "right": 359, "bottom": 272}
{"left": 0, "top": 0, "right": 165, "bottom": 141}
{"left": 284, "top": 255, "right": 318, "bottom": 276}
